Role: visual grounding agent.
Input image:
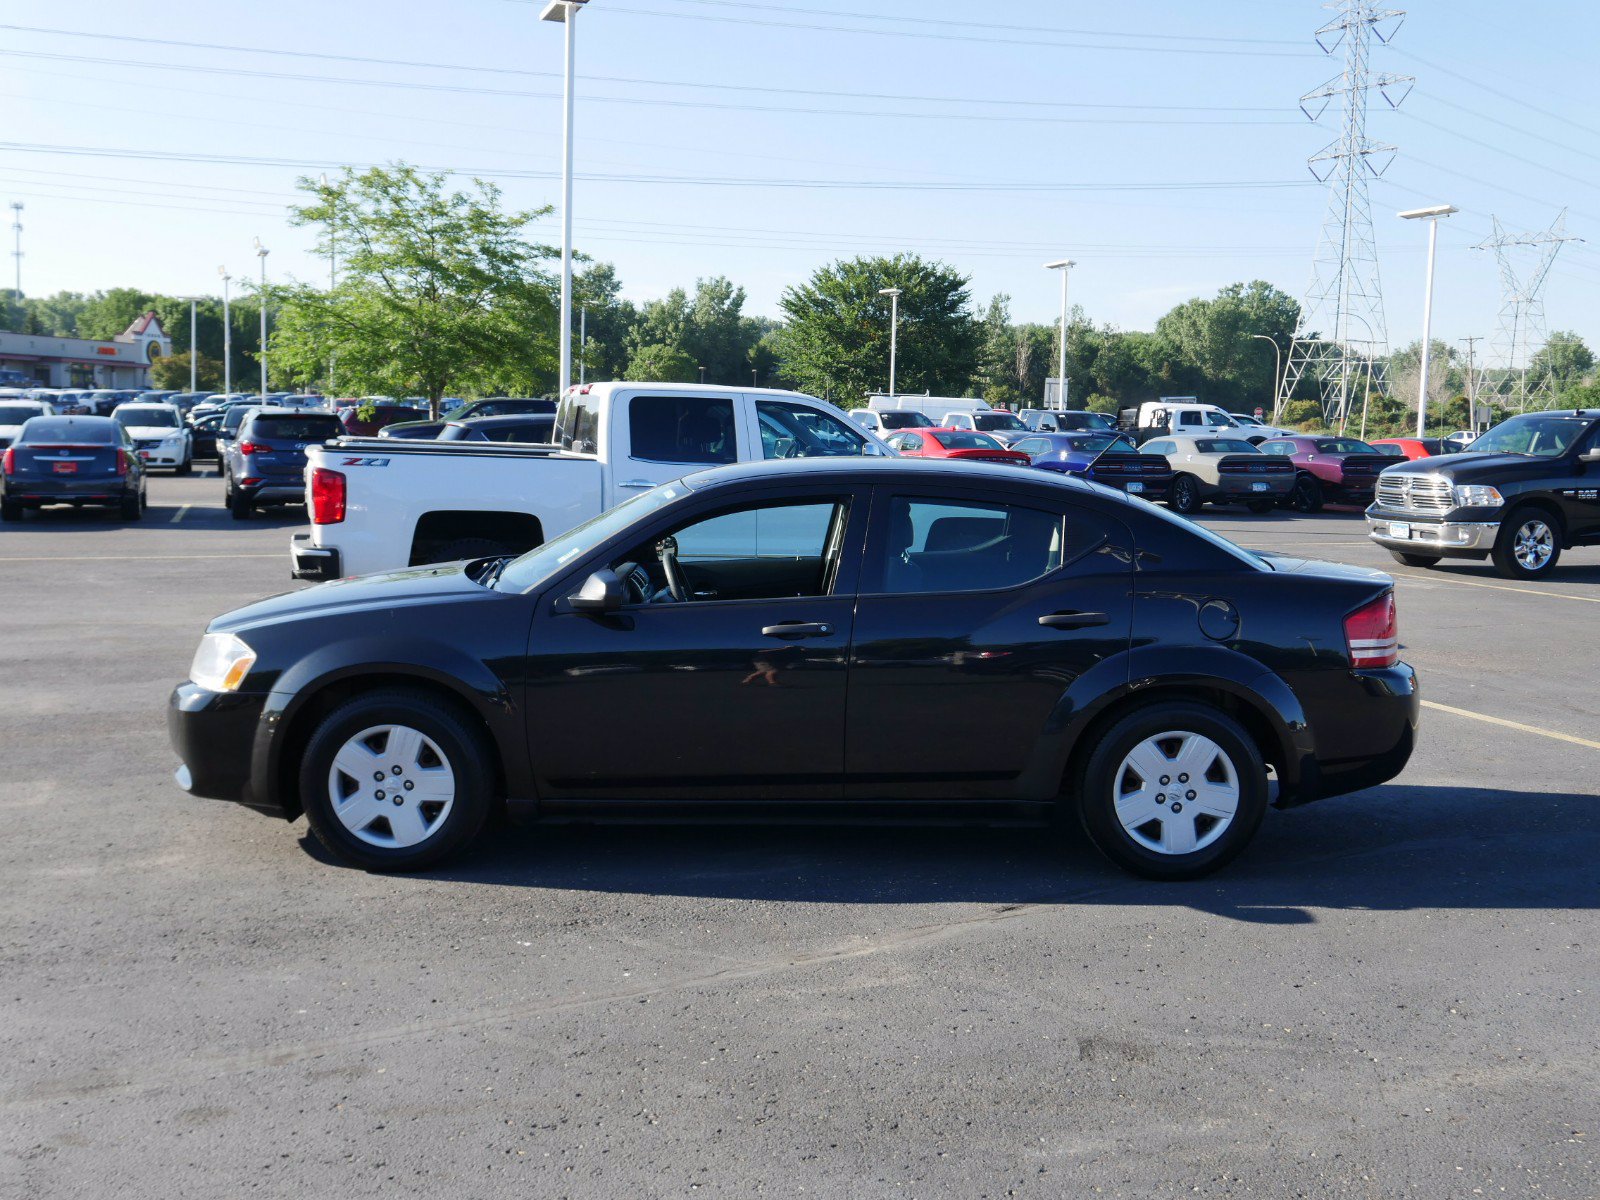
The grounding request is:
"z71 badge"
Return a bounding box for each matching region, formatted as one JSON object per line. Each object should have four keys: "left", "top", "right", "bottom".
{"left": 339, "top": 457, "right": 391, "bottom": 467}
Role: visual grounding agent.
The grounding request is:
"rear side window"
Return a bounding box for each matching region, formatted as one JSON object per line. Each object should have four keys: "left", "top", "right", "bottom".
{"left": 554, "top": 391, "right": 601, "bottom": 453}
{"left": 250, "top": 415, "right": 342, "bottom": 441}
{"left": 756, "top": 400, "right": 866, "bottom": 459}
{"left": 630, "top": 396, "right": 736, "bottom": 464}
{"left": 876, "top": 497, "right": 1064, "bottom": 595}
{"left": 21, "top": 418, "right": 116, "bottom": 443}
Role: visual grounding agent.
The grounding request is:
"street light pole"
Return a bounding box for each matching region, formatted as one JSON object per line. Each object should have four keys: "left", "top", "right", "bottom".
{"left": 1044, "top": 260, "right": 1075, "bottom": 409}
{"left": 579, "top": 306, "right": 587, "bottom": 385}
{"left": 188, "top": 299, "right": 198, "bottom": 394}
{"left": 218, "top": 267, "right": 232, "bottom": 396}
{"left": 878, "top": 287, "right": 902, "bottom": 399}
{"left": 541, "top": 0, "right": 589, "bottom": 398}
{"left": 1399, "top": 204, "right": 1456, "bottom": 438}
{"left": 253, "top": 238, "right": 270, "bottom": 401}
{"left": 322, "top": 172, "right": 337, "bottom": 396}
{"left": 1250, "top": 334, "right": 1282, "bottom": 420}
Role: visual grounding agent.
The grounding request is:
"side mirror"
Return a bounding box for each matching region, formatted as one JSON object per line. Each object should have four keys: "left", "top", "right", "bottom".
{"left": 1581, "top": 449, "right": 1600, "bottom": 464}
{"left": 568, "top": 568, "right": 625, "bottom": 613}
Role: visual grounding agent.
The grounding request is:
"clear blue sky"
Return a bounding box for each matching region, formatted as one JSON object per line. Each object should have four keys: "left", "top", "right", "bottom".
{"left": 7, "top": 0, "right": 1598, "bottom": 359}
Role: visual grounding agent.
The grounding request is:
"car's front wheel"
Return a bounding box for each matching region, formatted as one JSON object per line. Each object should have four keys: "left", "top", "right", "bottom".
{"left": 1491, "top": 509, "right": 1561, "bottom": 579}
{"left": 1076, "top": 702, "right": 1268, "bottom": 880}
{"left": 1168, "top": 475, "right": 1203, "bottom": 515}
{"left": 300, "top": 688, "right": 495, "bottom": 871}
{"left": 1285, "top": 474, "right": 1323, "bottom": 513}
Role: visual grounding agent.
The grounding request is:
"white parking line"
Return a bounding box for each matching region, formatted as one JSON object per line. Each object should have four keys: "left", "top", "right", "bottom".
{"left": 1422, "top": 699, "right": 1600, "bottom": 751}
{"left": 167, "top": 505, "right": 191, "bottom": 524}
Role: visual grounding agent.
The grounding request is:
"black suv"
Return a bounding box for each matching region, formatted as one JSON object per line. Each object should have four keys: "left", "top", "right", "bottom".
{"left": 1366, "top": 410, "right": 1600, "bottom": 578}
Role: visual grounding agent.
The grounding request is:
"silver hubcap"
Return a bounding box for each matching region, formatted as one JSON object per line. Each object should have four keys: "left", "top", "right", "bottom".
{"left": 1512, "top": 520, "right": 1553, "bottom": 571}
{"left": 1113, "top": 731, "right": 1240, "bottom": 856}
{"left": 327, "top": 724, "right": 456, "bottom": 849}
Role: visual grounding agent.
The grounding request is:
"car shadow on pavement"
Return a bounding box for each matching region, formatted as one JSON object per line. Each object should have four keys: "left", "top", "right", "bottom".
{"left": 0, "top": 503, "right": 304, "bottom": 533}
{"left": 343, "top": 783, "right": 1599, "bottom": 921}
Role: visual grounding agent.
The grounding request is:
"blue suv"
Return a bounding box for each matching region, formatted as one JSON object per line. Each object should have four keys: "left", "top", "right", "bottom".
{"left": 223, "top": 408, "right": 344, "bottom": 520}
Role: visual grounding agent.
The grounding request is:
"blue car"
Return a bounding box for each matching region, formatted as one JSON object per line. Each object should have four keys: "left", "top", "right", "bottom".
{"left": 1009, "top": 431, "right": 1176, "bottom": 499}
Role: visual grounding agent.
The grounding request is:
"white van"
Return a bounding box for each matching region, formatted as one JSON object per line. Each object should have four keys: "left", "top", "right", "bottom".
{"left": 865, "top": 393, "right": 991, "bottom": 416}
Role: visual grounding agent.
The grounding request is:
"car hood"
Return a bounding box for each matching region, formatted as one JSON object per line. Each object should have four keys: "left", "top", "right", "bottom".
{"left": 210, "top": 562, "right": 497, "bottom": 634}
{"left": 1380, "top": 452, "right": 1561, "bottom": 484}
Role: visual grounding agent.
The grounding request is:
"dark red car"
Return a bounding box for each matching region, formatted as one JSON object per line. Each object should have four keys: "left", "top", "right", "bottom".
{"left": 883, "top": 427, "right": 1030, "bottom": 466}
{"left": 1258, "top": 435, "right": 1407, "bottom": 513}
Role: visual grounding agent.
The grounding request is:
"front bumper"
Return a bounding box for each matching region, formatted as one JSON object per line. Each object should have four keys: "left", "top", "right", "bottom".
{"left": 290, "top": 532, "right": 343, "bottom": 581}
{"left": 1366, "top": 512, "right": 1499, "bottom": 556}
{"left": 167, "top": 683, "right": 277, "bottom": 814}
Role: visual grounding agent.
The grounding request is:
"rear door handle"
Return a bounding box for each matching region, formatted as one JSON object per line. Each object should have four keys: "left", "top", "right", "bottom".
{"left": 1038, "top": 611, "right": 1110, "bottom": 630}
{"left": 761, "top": 621, "right": 834, "bottom": 639}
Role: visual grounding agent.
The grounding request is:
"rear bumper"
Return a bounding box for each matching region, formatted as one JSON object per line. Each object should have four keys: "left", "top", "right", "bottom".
{"left": 167, "top": 683, "right": 280, "bottom": 815}
{"left": 3, "top": 478, "right": 135, "bottom": 504}
{"left": 1213, "top": 476, "right": 1294, "bottom": 498}
{"left": 290, "top": 532, "right": 343, "bottom": 581}
{"left": 1280, "top": 662, "right": 1420, "bottom": 807}
{"left": 1365, "top": 511, "right": 1499, "bottom": 556}
{"left": 238, "top": 479, "right": 306, "bottom": 504}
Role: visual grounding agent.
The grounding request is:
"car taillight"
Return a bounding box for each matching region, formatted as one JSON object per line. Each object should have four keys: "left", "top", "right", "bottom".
{"left": 115, "top": 448, "right": 129, "bottom": 476}
{"left": 1, "top": 447, "right": 12, "bottom": 475}
{"left": 310, "top": 467, "right": 346, "bottom": 524}
{"left": 237, "top": 440, "right": 266, "bottom": 456}
{"left": 1344, "top": 592, "right": 1398, "bottom": 669}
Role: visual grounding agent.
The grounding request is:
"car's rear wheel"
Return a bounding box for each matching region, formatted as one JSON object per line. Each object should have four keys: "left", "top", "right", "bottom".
{"left": 300, "top": 689, "right": 495, "bottom": 871}
{"left": 0, "top": 496, "right": 21, "bottom": 521}
{"left": 120, "top": 491, "right": 143, "bottom": 521}
{"left": 1168, "top": 475, "right": 1203, "bottom": 515}
{"left": 222, "top": 472, "right": 234, "bottom": 509}
{"left": 231, "top": 496, "right": 252, "bottom": 520}
{"left": 1285, "top": 474, "right": 1323, "bottom": 514}
{"left": 1491, "top": 509, "right": 1561, "bottom": 579}
{"left": 1076, "top": 702, "right": 1268, "bottom": 880}
{"left": 1390, "top": 551, "right": 1440, "bottom": 568}
{"left": 176, "top": 449, "right": 193, "bottom": 476}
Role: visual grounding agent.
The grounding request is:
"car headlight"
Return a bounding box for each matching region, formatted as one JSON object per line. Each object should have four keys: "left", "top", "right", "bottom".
{"left": 189, "top": 632, "right": 257, "bottom": 692}
{"left": 1453, "top": 484, "right": 1503, "bottom": 507}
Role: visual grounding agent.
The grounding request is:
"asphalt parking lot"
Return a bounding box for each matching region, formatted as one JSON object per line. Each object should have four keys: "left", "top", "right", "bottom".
{"left": 3, "top": 472, "right": 1596, "bottom": 1199}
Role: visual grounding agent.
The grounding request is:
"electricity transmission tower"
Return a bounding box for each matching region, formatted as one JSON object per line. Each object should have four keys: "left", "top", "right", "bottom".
{"left": 1276, "top": 2, "right": 1413, "bottom": 427}
{"left": 9, "top": 202, "right": 21, "bottom": 300}
{"left": 1473, "top": 211, "right": 1583, "bottom": 411}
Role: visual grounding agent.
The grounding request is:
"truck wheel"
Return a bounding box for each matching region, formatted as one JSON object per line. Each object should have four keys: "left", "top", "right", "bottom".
{"left": 1075, "top": 701, "right": 1268, "bottom": 881}
{"left": 1389, "top": 551, "right": 1440, "bottom": 568}
{"left": 1491, "top": 509, "right": 1561, "bottom": 579}
{"left": 1168, "top": 475, "right": 1203, "bottom": 515}
{"left": 300, "top": 688, "right": 495, "bottom": 871}
{"left": 1285, "top": 475, "right": 1323, "bottom": 514}
{"left": 428, "top": 538, "right": 514, "bottom": 565}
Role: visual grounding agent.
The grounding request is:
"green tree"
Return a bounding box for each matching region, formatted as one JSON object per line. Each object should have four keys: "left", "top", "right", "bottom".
{"left": 574, "top": 261, "right": 635, "bottom": 384}
{"left": 150, "top": 350, "right": 224, "bottom": 392}
{"left": 269, "top": 164, "right": 558, "bottom": 414}
{"left": 1153, "top": 281, "right": 1300, "bottom": 411}
{"left": 75, "top": 288, "right": 158, "bottom": 340}
{"left": 776, "top": 254, "right": 981, "bottom": 402}
{"left": 1529, "top": 330, "right": 1594, "bottom": 393}
{"left": 974, "top": 294, "right": 1022, "bottom": 405}
{"left": 624, "top": 342, "right": 699, "bottom": 383}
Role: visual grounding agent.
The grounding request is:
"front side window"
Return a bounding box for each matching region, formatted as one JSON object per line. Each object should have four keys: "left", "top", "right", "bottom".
{"left": 630, "top": 395, "right": 736, "bottom": 464}
{"left": 553, "top": 390, "right": 602, "bottom": 454}
{"left": 756, "top": 401, "right": 867, "bottom": 460}
{"left": 875, "top": 496, "right": 1064, "bottom": 595}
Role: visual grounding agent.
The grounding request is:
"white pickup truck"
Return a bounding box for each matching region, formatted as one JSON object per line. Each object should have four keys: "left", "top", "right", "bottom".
{"left": 290, "top": 381, "right": 891, "bottom": 581}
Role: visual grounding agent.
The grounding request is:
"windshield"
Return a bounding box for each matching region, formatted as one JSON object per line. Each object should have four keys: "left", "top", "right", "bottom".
{"left": 1468, "top": 415, "right": 1590, "bottom": 457}
{"left": 932, "top": 430, "right": 1004, "bottom": 450}
{"left": 497, "top": 482, "right": 690, "bottom": 593}
{"left": 879, "top": 411, "right": 933, "bottom": 429}
{"left": 114, "top": 407, "right": 179, "bottom": 428}
{"left": 0, "top": 404, "right": 43, "bottom": 424}
{"left": 973, "top": 413, "right": 1025, "bottom": 431}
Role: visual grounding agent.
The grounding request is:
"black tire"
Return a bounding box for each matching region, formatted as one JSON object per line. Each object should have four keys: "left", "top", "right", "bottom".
{"left": 1076, "top": 702, "right": 1269, "bottom": 881}
{"left": 299, "top": 687, "right": 496, "bottom": 871}
{"left": 1168, "top": 475, "right": 1203, "bottom": 515}
{"left": 120, "top": 491, "right": 143, "bottom": 521}
{"left": 427, "top": 537, "right": 514, "bottom": 565}
{"left": 1246, "top": 499, "right": 1276, "bottom": 514}
{"left": 1491, "top": 507, "right": 1562, "bottom": 580}
{"left": 231, "top": 496, "right": 252, "bottom": 520}
{"left": 0, "top": 496, "right": 21, "bottom": 521}
{"left": 222, "top": 472, "right": 234, "bottom": 509}
{"left": 1389, "top": 551, "right": 1440, "bottom": 568}
{"left": 176, "top": 450, "right": 193, "bottom": 476}
{"left": 1285, "top": 474, "right": 1323, "bottom": 514}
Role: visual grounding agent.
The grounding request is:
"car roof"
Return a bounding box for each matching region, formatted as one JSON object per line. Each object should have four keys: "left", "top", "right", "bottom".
{"left": 452, "top": 413, "right": 555, "bottom": 427}
{"left": 683, "top": 454, "right": 1100, "bottom": 493}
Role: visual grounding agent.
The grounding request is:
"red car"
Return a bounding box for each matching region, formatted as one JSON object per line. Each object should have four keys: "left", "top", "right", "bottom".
{"left": 1257, "top": 435, "right": 1407, "bottom": 512}
{"left": 883, "top": 428, "right": 1030, "bottom": 465}
{"left": 1368, "top": 437, "right": 1461, "bottom": 461}
{"left": 339, "top": 405, "right": 430, "bottom": 438}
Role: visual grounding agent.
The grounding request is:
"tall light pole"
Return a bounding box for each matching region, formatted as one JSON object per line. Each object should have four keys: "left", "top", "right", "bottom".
{"left": 1250, "top": 334, "right": 1282, "bottom": 420}
{"left": 1460, "top": 335, "right": 1481, "bottom": 428}
{"left": 579, "top": 306, "right": 587, "bottom": 385}
{"left": 218, "top": 267, "right": 232, "bottom": 396}
{"left": 253, "top": 237, "right": 270, "bottom": 400}
{"left": 541, "top": 0, "right": 589, "bottom": 398}
{"left": 878, "top": 287, "right": 902, "bottom": 399}
{"left": 1044, "top": 259, "right": 1074, "bottom": 409}
{"left": 1399, "top": 204, "right": 1456, "bottom": 438}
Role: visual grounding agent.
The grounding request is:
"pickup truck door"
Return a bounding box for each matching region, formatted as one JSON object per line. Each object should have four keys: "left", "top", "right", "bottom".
{"left": 608, "top": 391, "right": 742, "bottom": 500}
{"left": 522, "top": 484, "right": 869, "bottom": 802}
{"left": 1554, "top": 424, "right": 1600, "bottom": 541}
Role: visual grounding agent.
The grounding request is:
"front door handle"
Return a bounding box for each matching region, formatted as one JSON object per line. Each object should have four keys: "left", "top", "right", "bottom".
{"left": 1038, "top": 611, "right": 1110, "bottom": 630}
{"left": 618, "top": 479, "right": 655, "bottom": 489}
{"left": 761, "top": 621, "right": 834, "bottom": 639}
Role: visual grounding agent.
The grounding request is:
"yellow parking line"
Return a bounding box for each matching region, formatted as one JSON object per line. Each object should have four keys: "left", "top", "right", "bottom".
{"left": 1422, "top": 699, "right": 1600, "bottom": 751}
{"left": 0, "top": 554, "right": 283, "bottom": 562}
{"left": 1386, "top": 569, "right": 1600, "bottom": 605}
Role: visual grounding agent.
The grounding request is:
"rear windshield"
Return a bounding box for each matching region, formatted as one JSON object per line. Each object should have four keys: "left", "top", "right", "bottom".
{"left": 973, "top": 413, "right": 1026, "bottom": 431}
{"left": 114, "top": 407, "right": 180, "bottom": 428}
{"left": 931, "top": 431, "right": 1003, "bottom": 450}
{"left": 22, "top": 418, "right": 116, "bottom": 444}
{"left": 1196, "top": 439, "right": 1259, "bottom": 454}
{"left": 879, "top": 411, "right": 933, "bottom": 429}
{"left": 0, "top": 404, "right": 43, "bottom": 423}
{"left": 250, "top": 415, "right": 343, "bottom": 440}
{"left": 1315, "top": 439, "right": 1378, "bottom": 454}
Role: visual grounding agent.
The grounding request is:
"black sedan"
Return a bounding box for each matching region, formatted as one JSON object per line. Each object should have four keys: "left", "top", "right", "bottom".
{"left": 2, "top": 415, "right": 148, "bottom": 520}
{"left": 169, "top": 458, "right": 1419, "bottom": 880}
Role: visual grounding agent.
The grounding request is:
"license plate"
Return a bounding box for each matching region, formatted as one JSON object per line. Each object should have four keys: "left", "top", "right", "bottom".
{"left": 1390, "top": 522, "right": 1412, "bottom": 540}
{"left": 52, "top": 461, "right": 77, "bottom": 474}
{"left": 1126, "top": 481, "right": 1145, "bottom": 493}
{"left": 1251, "top": 481, "right": 1269, "bottom": 492}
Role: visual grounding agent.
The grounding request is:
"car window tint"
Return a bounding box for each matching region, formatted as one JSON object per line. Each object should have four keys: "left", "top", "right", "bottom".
{"left": 931, "top": 431, "right": 1003, "bottom": 450}
{"left": 1260, "top": 442, "right": 1290, "bottom": 455}
{"left": 20, "top": 418, "right": 115, "bottom": 443}
{"left": 114, "top": 407, "right": 180, "bottom": 427}
{"left": 1178, "top": 412, "right": 1202, "bottom": 426}
{"left": 1143, "top": 441, "right": 1173, "bottom": 455}
{"left": 554, "top": 389, "right": 601, "bottom": 453}
{"left": 629, "top": 395, "right": 736, "bottom": 464}
{"left": 0, "top": 404, "right": 43, "bottom": 423}
{"left": 251, "top": 415, "right": 342, "bottom": 440}
{"left": 1012, "top": 438, "right": 1047, "bottom": 456}
{"left": 1198, "top": 439, "right": 1258, "bottom": 454}
{"left": 877, "top": 497, "right": 1064, "bottom": 595}
{"left": 755, "top": 400, "right": 867, "bottom": 460}
{"left": 1317, "top": 439, "right": 1377, "bottom": 454}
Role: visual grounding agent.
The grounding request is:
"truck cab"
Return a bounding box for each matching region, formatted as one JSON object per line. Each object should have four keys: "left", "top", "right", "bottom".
{"left": 1366, "top": 409, "right": 1600, "bottom": 579}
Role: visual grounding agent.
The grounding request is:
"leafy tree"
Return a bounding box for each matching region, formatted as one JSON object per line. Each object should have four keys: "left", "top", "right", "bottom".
{"left": 1153, "top": 281, "right": 1299, "bottom": 411}
{"left": 776, "top": 254, "right": 981, "bottom": 402}
{"left": 75, "top": 288, "right": 158, "bottom": 340}
{"left": 1530, "top": 330, "right": 1594, "bottom": 392}
{"left": 974, "top": 294, "right": 1022, "bottom": 405}
{"left": 269, "top": 164, "right": 558, "bottom": 414}
{"left": 624, "top": 342, "right": 699, "bottom": 383}
{"left": 150, "top": 350, "right": 224, "bottom": 392}
{"left": 574, "top": 261, "right": 635, "bottom": 384}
